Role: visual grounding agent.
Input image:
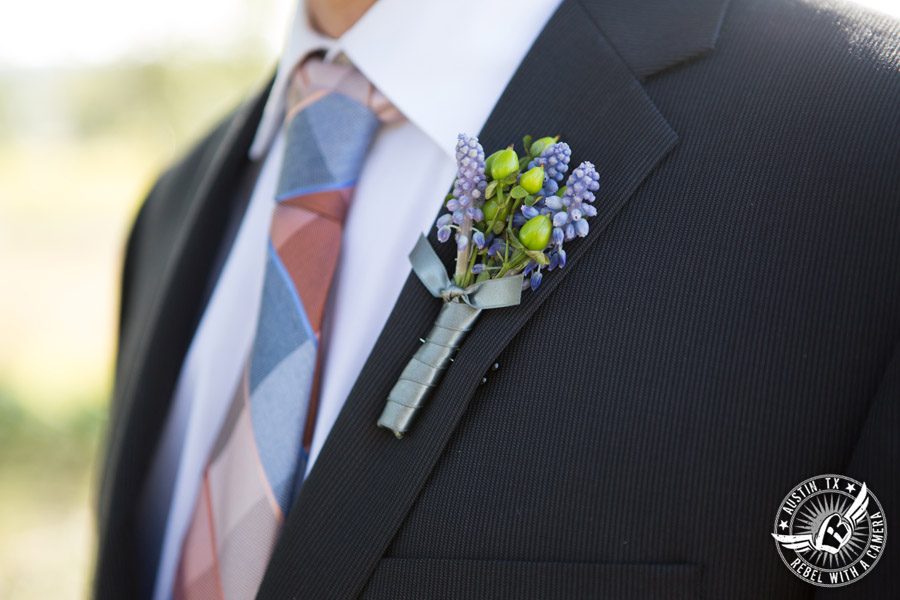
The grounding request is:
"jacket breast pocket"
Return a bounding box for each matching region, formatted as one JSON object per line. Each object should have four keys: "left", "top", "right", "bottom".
{"left": 360, "top": 558, "right": 703, "bottom": 599}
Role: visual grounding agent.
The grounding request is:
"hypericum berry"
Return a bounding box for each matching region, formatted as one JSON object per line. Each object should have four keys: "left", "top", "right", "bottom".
{"left": 519, "top": 166, "right": 545, "bottom": 194}
{"left": 483, "top": 198, "right": 509, "bottom": 223}
{"left": 519, "top": 214, "right": 552, "bottom": 250}
{"left": 490, "top": 148, "right": 518, "bottom": 180}
{"left": 484, "top": 149, "right": 503, "bottom": 176}
{"left": 529, "top": 136, "right": 556, "bottom": 157}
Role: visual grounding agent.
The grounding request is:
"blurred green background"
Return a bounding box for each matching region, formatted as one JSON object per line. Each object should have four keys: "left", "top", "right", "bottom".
{"left": 1, "top": 0, "right": 898, "bottom": 599}
{"left": 0, "top": 1, "right": 288, "bottom": 597}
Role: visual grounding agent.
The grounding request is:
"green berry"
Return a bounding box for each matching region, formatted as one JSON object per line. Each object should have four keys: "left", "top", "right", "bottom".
{"left": 529, "top": 136, "right": 556, "bottom": 157}
{"left": 484, "top": 150, "right": 503, "bottom": 176}
{"left": 490, "top": 148, "right": 518, "bottom": 180}
{"left": 519, "top": 166, "right": 545, "bottom": 194}
{"left": 483, "top": 198, "right": 509, "bottom": 223}
{"left": 519, "top": 214, "right": 552, "bottom": 250}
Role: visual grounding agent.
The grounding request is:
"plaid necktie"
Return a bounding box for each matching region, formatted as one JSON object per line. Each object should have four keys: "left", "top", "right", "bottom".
{"left": 173, "top": 56, "right": 400, "bottom": 600}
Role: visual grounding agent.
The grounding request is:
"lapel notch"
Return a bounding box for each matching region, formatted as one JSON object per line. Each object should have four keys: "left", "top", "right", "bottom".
{"left": 582, "top": 0, "right": 731, "bottom": 81}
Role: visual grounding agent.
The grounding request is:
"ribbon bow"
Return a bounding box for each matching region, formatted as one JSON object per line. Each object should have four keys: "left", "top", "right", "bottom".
{"left": 408, "top": 234, "right": 523, "bottom": 309}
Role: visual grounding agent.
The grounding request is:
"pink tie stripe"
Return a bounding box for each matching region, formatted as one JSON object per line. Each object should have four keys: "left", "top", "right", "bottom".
{"left": 271, "top": 187, "right": 354, "bottom": 335}
{"left": 174, "top": 372, "right": 281, "bottom": 600}
{"left": 173, "top": 56, "right": 399, "bottom": 600}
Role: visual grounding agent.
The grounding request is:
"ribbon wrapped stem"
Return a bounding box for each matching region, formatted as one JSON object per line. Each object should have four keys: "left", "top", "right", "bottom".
{"left": 376, "top": 234, "right": 523, "bottom": 438}
{"left": 377, "top": 301, "right": 481, "bottom": 438}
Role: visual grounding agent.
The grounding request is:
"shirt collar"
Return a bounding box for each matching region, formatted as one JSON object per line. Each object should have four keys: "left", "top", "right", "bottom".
{"left": 250, "top": 0, "right": 562, "bottom": 161}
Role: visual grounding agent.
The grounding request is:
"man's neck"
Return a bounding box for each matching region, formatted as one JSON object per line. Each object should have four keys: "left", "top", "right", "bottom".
{"left": 307, "top": 0, "right": 379, "bottom": 38}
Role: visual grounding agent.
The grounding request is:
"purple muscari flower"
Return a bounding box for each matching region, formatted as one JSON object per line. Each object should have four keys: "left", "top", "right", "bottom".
{"left": 456, "top": 234, "right": 469, "bottom": 252}
{"left": 521, "top": 205, "right": 539, "bottom": 219}
{"left": 542, "top": 179, "right": 559, "bottom": 197}
{"left": 437, "top": 226, "right": 451, "bottom": 243}
{"left": 438, "top": 134, "right": 489, "bottom": 243}
{"left": 558, "top": 248, "right": 567, "bottom": 268}
{"left": 575, "top": 218, "right": 589, "bottom": 237}
{"left": 452, "top": 134, "right": 487, "bottom": 221}
{"left": 552, "top": 227, "right": 564, "bottom": 246}
{"left": 487, "top": 238, "right": 505, "bottom": 257}
{"left": 528, "top": 142, "right": 572, "bottom": 190}
{"left": 437, "top": 214, "right": 452, "bottom": 228}
{"left": 472, "top": 230, "right": 485, "bottom": 249}
{"left": 530, "top": 269, "right": 543, "bottom": 291}
{"left": 552, "top": 211, "right": 567, "bottom": 228}
{"left": 472, "top": 263, "right": 486, "bottom": 274}
{"left": 547, "top": 161, "right": 600, "bottom": 246}
{"left": 512, "top": 213, "right": 527, "bottom": 228}
{"left": 548, "top": 252, "right": 560, "bottom": 271}
{"left": 523, "top": 260, "right": 538, "bottom": 275}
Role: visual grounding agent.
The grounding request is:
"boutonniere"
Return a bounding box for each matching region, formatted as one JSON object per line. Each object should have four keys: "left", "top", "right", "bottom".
{"left": 377, "top": 133, "right": 600, "bottom": 438}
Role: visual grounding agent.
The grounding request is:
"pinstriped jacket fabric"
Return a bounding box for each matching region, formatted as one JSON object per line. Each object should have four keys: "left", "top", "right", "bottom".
{"left": 95, "top": 0, "right": 900, "bottom": 598}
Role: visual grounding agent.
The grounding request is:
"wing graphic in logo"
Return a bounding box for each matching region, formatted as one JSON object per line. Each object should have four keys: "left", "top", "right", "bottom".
{"left": 773, "top": 484, "right": 870, "bottom": 555}
{"left": 772, "top": 531, "right": 815, "bottom": 553}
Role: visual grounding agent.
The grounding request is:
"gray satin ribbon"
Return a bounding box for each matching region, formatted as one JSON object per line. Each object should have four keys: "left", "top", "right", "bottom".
{"left": 377, "top": 234, "right": 523, "bottom": 438}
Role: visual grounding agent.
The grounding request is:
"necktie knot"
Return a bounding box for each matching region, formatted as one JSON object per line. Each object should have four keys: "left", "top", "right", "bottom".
{"left": 287, "top": 54, "right": 402, "bottom": 124}
{"left": 276, "top": 54, "right": 397, "bottom": 220}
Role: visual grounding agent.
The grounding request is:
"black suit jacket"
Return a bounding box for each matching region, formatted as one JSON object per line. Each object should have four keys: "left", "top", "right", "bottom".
{"left": 95, "top": 0, "right": 900, "bottom": 598}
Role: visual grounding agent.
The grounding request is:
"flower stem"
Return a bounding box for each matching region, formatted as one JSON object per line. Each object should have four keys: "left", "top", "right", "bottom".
{"left": 495, "top": 250, "right": 529, "bottom": 278}
{"left": 454, "top": 218, "right": 471, "bottom": 285}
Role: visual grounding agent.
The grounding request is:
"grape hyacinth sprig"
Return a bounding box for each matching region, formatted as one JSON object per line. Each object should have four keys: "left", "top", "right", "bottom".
{"left": 437, "top": 133, "right": 601, "bottom": 292}
{"left": 378, "top": 133, "right": 602, "bottom": 439}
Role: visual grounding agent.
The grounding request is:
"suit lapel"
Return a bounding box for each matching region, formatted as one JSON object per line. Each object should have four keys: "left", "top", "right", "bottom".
{"left": 96, "top": 82, "right": 271, "bottom": 593}
{"left": 257, "top": 0, "right": 729, "bottom": 597}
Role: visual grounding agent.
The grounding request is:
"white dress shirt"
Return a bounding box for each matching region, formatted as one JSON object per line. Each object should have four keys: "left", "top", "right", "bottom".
{"left": 141, "top": 0, "right": 562, "bottom": 598}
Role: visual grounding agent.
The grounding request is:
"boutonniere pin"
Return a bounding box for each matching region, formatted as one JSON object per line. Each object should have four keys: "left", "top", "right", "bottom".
{"left": 377, "top": 133, "right": 600, "bottom": 438}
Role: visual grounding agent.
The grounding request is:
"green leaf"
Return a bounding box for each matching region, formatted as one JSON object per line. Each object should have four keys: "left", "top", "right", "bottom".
{"left": 507, "top": 229, "right": 524, "bottom": 249}
{"left": 524, "top": 249, "right": 550, "bottom": 265}
{"left": 522, "top": 135, "right": 532, "bottom": 151}
{"left": 524, "top": 194, "right": 539, "bottom": 206}
{"left": 492, "top": 221, "right": 505, "bottom": 235}
{"left": 555, "top": 185, "right": 566, "bottom": 197}
{"left": 510, "top": 185, "right": 528, "bottom": 199}
{"left": 502, "top": 172, "right": 520, "bottom": 186}
{"left": 485, "top": 180, "right": 499, "bottom": 199}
